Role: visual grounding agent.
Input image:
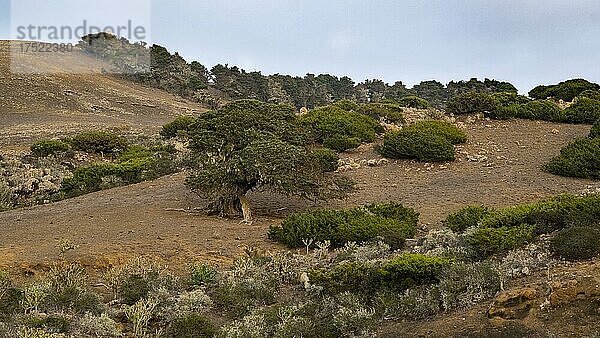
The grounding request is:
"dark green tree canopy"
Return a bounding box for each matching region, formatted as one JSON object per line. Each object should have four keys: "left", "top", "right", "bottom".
{"left": 185, "top": 100, "right": 341, "bottom": 221}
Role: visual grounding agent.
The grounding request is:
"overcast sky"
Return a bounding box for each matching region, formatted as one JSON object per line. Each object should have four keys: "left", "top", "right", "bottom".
{"left": 2, "top": 0, "right": 600, "bottom": 92}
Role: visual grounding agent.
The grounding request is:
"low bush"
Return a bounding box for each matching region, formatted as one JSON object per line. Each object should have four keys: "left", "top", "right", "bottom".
{"left": 167, "top": 314, "right": 217, "bottom": 338}
{"left": 444, "top": 205, "right": 491, "bottom": 233}
{"left": 212, "top": 281, "right": 277, "bottom": 317}
{"left": 332, "top": 99, "right": 361, "bottom": 112}
{"left": 189, "top": 262, "right": 218, "bottom": 287}
{"left": 61, "top": 152, "right": 176, "bottom": 197}
{"left": 529, "top": 79, "right": 600, "bottom": 102}
{"left": 70, "top": 131, "right": 128, "bottom": 155}
{"left": 30, "top": 140, "right": 71, "bottom": 157}
{"left": 550, "top": 226, "right": 600, "bottom": 261}
{"left": 467, "top": 225, "right": 535, "bottom": 259}
{"left": 398, "top": 96, "right": 430, "bottom": 109}
{"left": 120, "top": 274, "right": 150, "bottom": 305}
{"left": 161, "top": 115, "right": 197, "bottom": 139}
{"left": 309, "top": 262, "right": 380, "bottom": 294}
{"left": 268, "top": 203, "right": 419, "bottom": 249}
{"left": 310, "top": 254, "right": 451, "bottom": 294}
{"left": 480, "top": 194, "right": 600, "bottom": 233}
{"left": 486, "top": 104, "right": 519, "bottom": 120}
{"left": 446, "top": 92, "right": 498, "bottom": 115}
{"left": 564, "top": 97, "right": 600, "bottom": 124}
{"left": 543, "top": 137, "right": 600, "bottom": 179}
{"left": 310, "top": 148, "right": 340, "bottom": 172}
{"left": 299, "top": 106, "right": 380, "bottom": 151}
{"left": 322, "top": 135, "right": 361, "bottom": 153}
{"left": 360, "top": 103, "right": 405, "bottom": 124}
{"left": 0, "top": 287, "right": 22, "bottom": 321}
{"left": 578, "top": 90, "right": 600, "bottom": 101}
{"left": 379, "top": 130, "right": 456, "bottom": 162}
{"left": 516, "top": 100, "right": 565, "bottom": 122}
{"left": 403, "top": 121, "right": 468, "bottom": 145}
{"left": 491, "top": 92, "right": 530, "bottom": 106}
{"left": 380, "top": 254, "right": 452, "bottom": 291}
{"left": 591, "top": 120, "right": 600, "bottom": 138}
{"left": 24, "top": 314, "right": 71, "bottom": 334}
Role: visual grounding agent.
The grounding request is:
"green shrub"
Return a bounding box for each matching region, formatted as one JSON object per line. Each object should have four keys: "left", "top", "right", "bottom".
{"left": 120, "top": 274, "right": 150, "bottom": 305}
{"left": 167, "top": 314, "right": 216, "bottom": 338}
{"left": 564, "top": 97, "right": 600, "bottom": 124}
{"left": 591, "top": 120, "right": 600, "bottom": 138}
{"left": 161, "top": 115, "right": 197, "bottom": 139}
{"left": 379, "top": 130, "right": 456, "bottom": 162}
{"left": 550, "top": 226, "right": 600, "bottom": 261}
{"left": 529, "top": 79, "right": 600, "bottom": 101}
{"left": 299, "top": 106, "right": 380, "bottom": 148}
{"left": 491, "top": 92, "right": 530, "bottom": 106}
{"left": 444, "top": 205, "right": 491, "bottom": 233}
{"left": 486, "top": 104, "right": 519, "bottom": 120}
{"left": 332, "top": 99, "right": 361, "bottom": 112}
{"left": 310, "top": 254, "right": 450, "bottom": 294}
{"left": 309, "top": 262, "right": 380, "bottom": 294}
{"left": 61, "top": 154, "right": 175, "bottom": 197}
{"left": 403, "top": 121, "right": 468, "bottom": 145}
{"left": 480, "top": 194, "right": 600, "bottom": 233}
{"left": 0, "top": 288, "right": 23, "bottom": 320}
{"left": 468, "top": 225, "right": 535, "bottom": 259}
{"left": 398, "top": 96, "right": 430, "bottom": 109}
{"left": 189, "top": 263, "right": 218, "bottom": 287}
{"left": 578, "top": 90, "right": 600, "bottom": 101}
{"left": 543, "top": 137, "right": 600, "bottom": 179}
{"left": 446, "top": 92, "right": 498, "bottom": 115}
{"left": 310, "top": 148, "right": 340, "bottom": 172}
{"left": 360, "top": 103, "right": 405, "bottom": 124}
{"left": 516, "top": 100, "right": 565, "bottom": 122}
{"left": 24, "top": 315, "right": 71, "bottom": 334}
{"left": 70, "top": 131, "right": 128, "bottom": 154}
{"left": 323, "top": 135, "right": 361, "bottom": 152}
{"left": 213, "top": 282, "right": 277, "bottom": 317}
{"left": 30, "top": 140, "right": 71, "bottom": 157}
{"left": 380, "top": 254, "right": 452, "bottom": 291}
{"left": 268, "top": 203, "right": 419, "bottom": 249}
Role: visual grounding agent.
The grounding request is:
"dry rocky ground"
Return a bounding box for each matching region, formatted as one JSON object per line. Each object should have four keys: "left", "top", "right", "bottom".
{"left": 2, "top": 40, "right": 600, "bottom": 336}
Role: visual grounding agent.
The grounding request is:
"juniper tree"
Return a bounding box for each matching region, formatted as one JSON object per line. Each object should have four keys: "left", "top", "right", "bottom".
{"left": 185, "top": 100, "right": 344, "bottom": 222}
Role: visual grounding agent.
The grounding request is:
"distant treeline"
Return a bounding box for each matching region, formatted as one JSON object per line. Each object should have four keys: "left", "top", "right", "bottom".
{"left": 78, "top": 33, "right": 519, "bottom": 109}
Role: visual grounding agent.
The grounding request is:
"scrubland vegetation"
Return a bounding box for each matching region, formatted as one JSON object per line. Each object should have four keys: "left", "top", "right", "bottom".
{"left": 3, "top": 33, "right": 600, "bottom": 337}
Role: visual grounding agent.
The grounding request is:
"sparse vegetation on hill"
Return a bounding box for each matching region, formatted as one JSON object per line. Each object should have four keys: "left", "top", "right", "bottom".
{"left": 379, "top": 121, "right": 467, "bottom": 162}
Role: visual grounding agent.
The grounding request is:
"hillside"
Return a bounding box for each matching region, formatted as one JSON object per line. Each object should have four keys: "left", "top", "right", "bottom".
{"left": 0, "top": 41, "right": 207, "bottom": 154}
{"left": 2, "top": 40, "right": 600, "bottom": 337}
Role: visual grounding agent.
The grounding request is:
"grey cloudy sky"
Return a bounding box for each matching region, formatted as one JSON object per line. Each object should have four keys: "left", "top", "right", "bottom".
{"left": 2, "top": 0, "right": 600, "bottom": 92}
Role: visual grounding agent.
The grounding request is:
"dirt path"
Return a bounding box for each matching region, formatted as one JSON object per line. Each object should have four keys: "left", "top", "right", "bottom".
{"left": 0, "top": 118, "right": 595, "bottom": 273}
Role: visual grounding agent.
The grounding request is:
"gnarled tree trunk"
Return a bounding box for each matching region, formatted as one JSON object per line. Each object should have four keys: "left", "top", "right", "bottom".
{"left": 239, "top": 195, "right": 252, "bottom": 223}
